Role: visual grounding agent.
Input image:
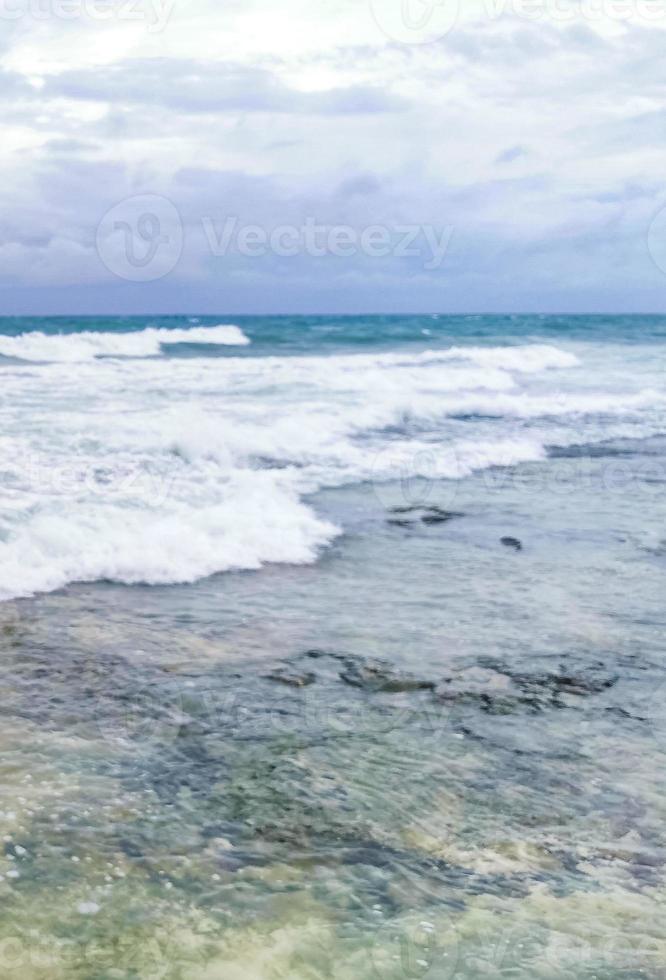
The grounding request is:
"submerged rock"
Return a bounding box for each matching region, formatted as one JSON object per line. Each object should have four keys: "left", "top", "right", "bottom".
{"left": 272, "top": 648, "right": 617, "bottom": 712}
{"left": 387, "top": 506, "right": 465, "bottom": 528}
{"left": 339, "top": 659, "right": 436, "bottom": 694}
{"left": 436, "top": 659, "right": 618, "bottom": 714}
{"left": 509, "top": 664, "right": 619, "bottom": 703}
{"left": 436, "top": 666, "right": 536, "bottom": 715}
{"left": 296, "top": 649, "right": 437, "bottom": 693}
{"left": 421, "top": 509, "right": 465, "bottom": 526}
{"left": 265, "top": 668, "right": 316, "bottom": 689}
{"left": 501, "top": 536, "right": 523, "bottom": 551}
{"left": 303, "top": 649, "right": 345, "bottom": 661}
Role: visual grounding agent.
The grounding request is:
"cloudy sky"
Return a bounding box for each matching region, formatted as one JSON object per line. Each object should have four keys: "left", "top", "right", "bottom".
{"left": 2, "top": 0, "right": 666, "bottom": 314}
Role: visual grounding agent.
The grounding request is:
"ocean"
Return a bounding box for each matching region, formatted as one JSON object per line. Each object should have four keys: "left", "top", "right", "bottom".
{"left": 0, "top": 314, "right": 665, "bottom": 977}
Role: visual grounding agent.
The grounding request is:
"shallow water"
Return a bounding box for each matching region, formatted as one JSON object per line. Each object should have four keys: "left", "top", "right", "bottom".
{"left": 1, "top": 453, "right": 665, "bottom": 977}
{"left": 1, "top": 316, "right": 666, "bottom": 977}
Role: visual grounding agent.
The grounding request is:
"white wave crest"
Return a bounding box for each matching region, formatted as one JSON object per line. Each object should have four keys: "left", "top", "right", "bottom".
{"left": 0, "top": 324, "right": 250, "bottom": 362}
{"left": 388, "top": 344, "right": 580, "bottom": 372}
{"left": 0, "top": 337, "right": 662, "bottom": 600}
{"left": 0, "top": 470, "right": 337, "bottom": 601}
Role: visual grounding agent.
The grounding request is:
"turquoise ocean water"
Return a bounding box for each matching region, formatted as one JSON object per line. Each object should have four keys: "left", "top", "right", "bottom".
{"left": 0, "top": 314, "right": 665, "bottom": 977}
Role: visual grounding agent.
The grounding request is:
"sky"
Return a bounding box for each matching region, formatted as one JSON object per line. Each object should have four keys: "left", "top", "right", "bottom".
{"left": 2, "top": 0, "right": 666, "bottom": 315}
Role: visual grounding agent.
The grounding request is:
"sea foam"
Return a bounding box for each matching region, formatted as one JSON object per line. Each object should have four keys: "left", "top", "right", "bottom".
{"left": 0, "top": 324, "right": 250, "bottom": 362}
{"left": 0, "top": 332, "right": 663, "bottom": 600}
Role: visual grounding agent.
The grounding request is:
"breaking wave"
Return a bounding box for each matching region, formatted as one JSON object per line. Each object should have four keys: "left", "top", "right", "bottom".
{"left": 0, "top": 324, "right": 250, "bottom": 362}
{"left": 0, "top": 331, "right": 663, "bottom": 600}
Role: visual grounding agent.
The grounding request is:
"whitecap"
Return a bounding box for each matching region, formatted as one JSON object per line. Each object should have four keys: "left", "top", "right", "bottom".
{"left": 0, "top": 338, "right": 662, "bottom": 600}
{"left": 0, "top": 324, "right": 250, "bottom": 363}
